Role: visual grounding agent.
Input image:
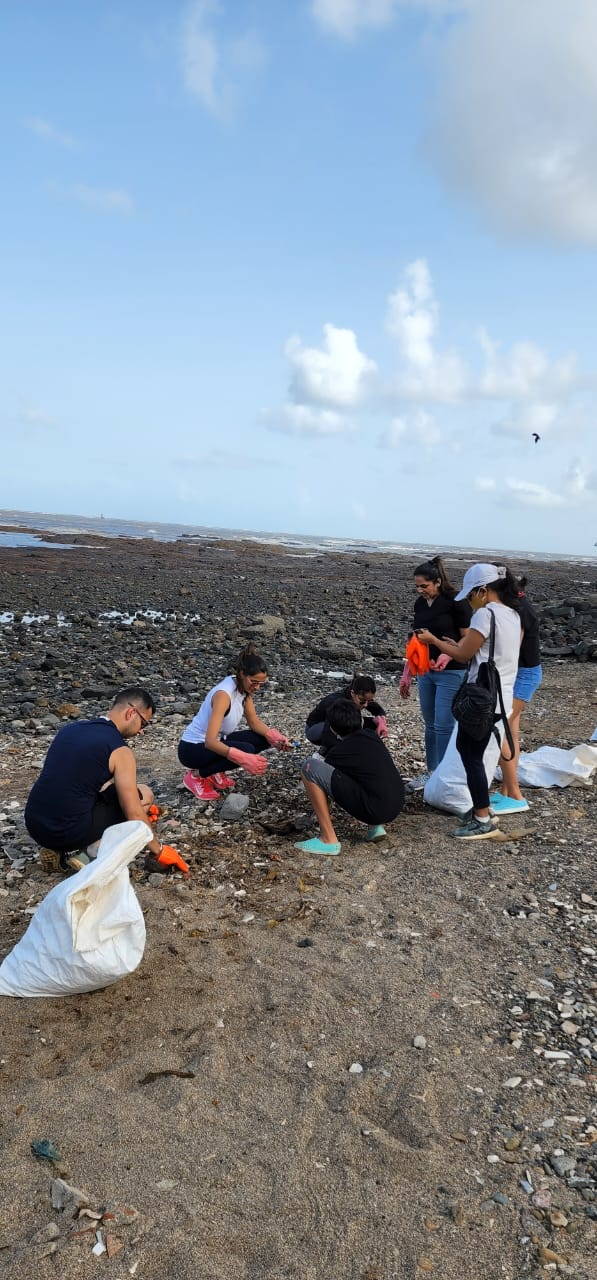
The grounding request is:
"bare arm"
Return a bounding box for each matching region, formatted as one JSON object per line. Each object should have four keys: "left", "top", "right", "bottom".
{"left": 112, "top": 747, "right": 160, "bottom": 855}
{"left": 204, "top": 690, "right": 236, "bottom": 758}
{"left": 416, "top": 626, "right": 486, "bottom": 663}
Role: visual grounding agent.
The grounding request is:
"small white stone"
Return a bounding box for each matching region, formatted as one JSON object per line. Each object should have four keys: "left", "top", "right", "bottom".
{"left": 504, "top": 1076, "right": 522, "bottom": 1088}
{"left": 348, "top": 1061, "right": 363, "bottom": 1074}
{"left": 241, "top": 913, "right": 255, "bottom": 924}
{"left": 487, "top": 1154, "right": 500, "bottom": 1164}
{"left": 413, "top": 1035, "right": 427, "bottom": 1050}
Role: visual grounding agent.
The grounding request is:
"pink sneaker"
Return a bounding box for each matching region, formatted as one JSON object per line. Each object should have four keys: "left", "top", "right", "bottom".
{"left": 183, "top": 771, "right": 220, "bottom": 801}
{"left": 212, "top": 771, "right": 236, "bottom": 790}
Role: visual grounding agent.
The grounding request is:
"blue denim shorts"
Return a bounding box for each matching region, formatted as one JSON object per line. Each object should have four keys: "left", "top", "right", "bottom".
{"left": 513, "top": 664, "right": 543, "bottom": 703}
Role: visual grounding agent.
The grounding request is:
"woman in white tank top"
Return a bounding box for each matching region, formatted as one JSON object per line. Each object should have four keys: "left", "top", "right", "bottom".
{"left": 177, "top": 644, "right": 292, "bottom": 801}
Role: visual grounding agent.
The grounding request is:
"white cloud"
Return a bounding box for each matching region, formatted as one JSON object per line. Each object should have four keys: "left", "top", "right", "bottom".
{"left": 505, "top": 478, "right": 566, "bottom": 508}
{"left": 474, "top": 476, "right": 496, "bottom": 492}
{"left": 62, "top": 184, "right": 134, "bottom": 215}
{"left": 379, "top": 409, "right": 441, "bottom": 448}
{"left": 24, "top": 116, "right": 75, "bottom": 147}
{"left": 386, "top": 259, "right": 466, "bottom": 401}
{"left": 430, "top": 0, "right": 597, "bottom": 245}
{"left": 564, "top": 460, "right": 597, "bottom": 496}
{"left": 492, "top": 402, "right": 558, "bottom": 439}
{"left": 478, "top": 330, "right": 576, "bottom": 401}
{"left": 18, "top": 405, "right": 57, "bottom": 430}
{"left": 286, "top": 324, "right": 376, "bottom": 408}
{"left": 387, "top": 259, "right": 436, "bottom": 368}
{"left": 311, "top": 0, "right": 467, "bottom": 40}
{"left": 181, "top": 0, "right": 266, "bottom": 117}
{"left": 262, "top": 404, "right": 350, "bottom": 436}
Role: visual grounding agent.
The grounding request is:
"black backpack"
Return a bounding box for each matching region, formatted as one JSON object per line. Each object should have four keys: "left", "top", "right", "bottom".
{"left": 452, "top": 609, "right": 515, "bottom": 759}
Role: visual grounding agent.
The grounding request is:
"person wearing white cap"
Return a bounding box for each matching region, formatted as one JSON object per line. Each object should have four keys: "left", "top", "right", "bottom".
{"left": 416, "top": 563, "right": 522, "bottom": 839}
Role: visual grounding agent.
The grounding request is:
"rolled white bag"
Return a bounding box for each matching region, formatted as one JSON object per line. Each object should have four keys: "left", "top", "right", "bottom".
{"left": 0, "top": 820, "right": 149, "bottom": 998}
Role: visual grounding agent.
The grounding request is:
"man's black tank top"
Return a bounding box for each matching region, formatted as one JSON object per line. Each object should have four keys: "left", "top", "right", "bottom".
{"left": 25, "top": 718, "right": 125, "bottom": 848}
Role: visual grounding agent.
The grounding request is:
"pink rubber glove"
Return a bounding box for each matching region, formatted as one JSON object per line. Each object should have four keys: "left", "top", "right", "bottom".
{"left": 431, "top": 653, "right": 450, "bottom": 672}
{"left": 399, "top": 665, "right": 413, "bottom": 699}
{"left": 227, "top": 747, "right": 268, "bottom": 776}
{"left": 374, "top": 715, "right": 388, "bottom": 738}
{"left": 264, "top": 727, "right": 291, "bottom": 749}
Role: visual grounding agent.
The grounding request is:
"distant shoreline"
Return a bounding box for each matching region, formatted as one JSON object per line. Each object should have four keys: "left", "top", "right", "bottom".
{"left": 1, "top": 506, "right": 596, "bottom": 565}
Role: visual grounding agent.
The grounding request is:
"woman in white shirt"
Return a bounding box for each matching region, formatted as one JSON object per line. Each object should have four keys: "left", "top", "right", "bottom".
{"left": 178, "top": 644, "right": 291, "bottom": 801}
{"left": 417, "top": 564, "right": 521, "bottom": 840}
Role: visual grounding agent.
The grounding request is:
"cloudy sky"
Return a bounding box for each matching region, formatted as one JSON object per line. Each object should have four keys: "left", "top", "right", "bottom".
{"left": 2, "top": 0, "right": 597, "bottom": 553}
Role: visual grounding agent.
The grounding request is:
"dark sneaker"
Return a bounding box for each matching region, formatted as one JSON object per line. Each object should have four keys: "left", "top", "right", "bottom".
{"left": 405, "top": 772, "right": 431, "bottom": 794}
{"left": 452, "top": 815, "right": 500, "bottom": 840}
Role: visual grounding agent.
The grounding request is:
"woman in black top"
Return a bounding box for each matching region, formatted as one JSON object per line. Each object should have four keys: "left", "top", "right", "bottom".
{"left": 400, "top": 555, "right": 471, "bottom": 783}
{"left": 305, "top": 675, "right": 387, "bottom": 752}
{"left": 490, "top": 577, "right": 542, "bottom": 816}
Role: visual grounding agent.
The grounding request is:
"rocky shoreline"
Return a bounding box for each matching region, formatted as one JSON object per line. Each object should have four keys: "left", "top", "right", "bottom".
{"left": 0, "top": 530, "right": 596, "bottom": 1280}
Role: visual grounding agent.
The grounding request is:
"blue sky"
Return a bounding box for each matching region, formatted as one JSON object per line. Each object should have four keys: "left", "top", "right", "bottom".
{"left": 2, "top": 0, "right": 597, "bottom": 553}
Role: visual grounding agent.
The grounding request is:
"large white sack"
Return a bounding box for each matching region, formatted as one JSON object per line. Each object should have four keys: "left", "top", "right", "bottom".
{"left": 0, "top": 820, "right": 149, "bottom": 998}
{"left": 423, "top": 724, "right": 502, "bottom": 816}
{"left": 509, "top": 743, "right": 597, "bottom": 789}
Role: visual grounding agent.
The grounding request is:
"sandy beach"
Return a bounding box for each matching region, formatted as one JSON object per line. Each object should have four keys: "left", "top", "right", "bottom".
{"left": 0, "top": 530, "right": 595, "bottom": 1280}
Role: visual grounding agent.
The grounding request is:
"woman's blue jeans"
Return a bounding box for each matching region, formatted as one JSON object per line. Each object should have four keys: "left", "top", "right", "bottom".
{"left": 418, "top": 669, "right": 466, "bottom": 771}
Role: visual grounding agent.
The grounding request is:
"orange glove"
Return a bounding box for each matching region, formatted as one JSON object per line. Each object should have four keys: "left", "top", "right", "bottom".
{"left": 404, "top": 634, "right": 431, "bottom": 676}
{"left": 147, "top": 804, "right": 162, "bottom": 825}
{"left": 156, "top": 845, "right": 189, "bottom": 875}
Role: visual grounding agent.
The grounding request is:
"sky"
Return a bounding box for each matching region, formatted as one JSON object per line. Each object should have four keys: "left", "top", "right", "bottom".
{"left": 2, "top": 0, "right": 597, "bottom": 554}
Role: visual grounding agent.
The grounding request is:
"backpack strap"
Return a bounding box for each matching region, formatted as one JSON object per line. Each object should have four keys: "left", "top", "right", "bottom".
{"left": 486, "top": 606, "right": 515, "bottom": 760}
{"left": 487, "top": 605, "right": 496, "bottom": 660}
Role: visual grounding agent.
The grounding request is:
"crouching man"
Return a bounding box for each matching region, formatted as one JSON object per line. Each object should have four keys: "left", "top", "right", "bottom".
{"left": 25, "top": 687, "right": 162, "bottom": 872}
{"left": 295, "top": 699, "right": 404, "bottom": 857}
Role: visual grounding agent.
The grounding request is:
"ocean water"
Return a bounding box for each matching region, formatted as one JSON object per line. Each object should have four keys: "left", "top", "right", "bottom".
{"left": 0, "top": 506, "right": 596, "bottom": 564}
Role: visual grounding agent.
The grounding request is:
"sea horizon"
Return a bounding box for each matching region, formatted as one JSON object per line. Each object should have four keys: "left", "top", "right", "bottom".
{"left": 1, "top": 505, "right": 596, "bottom": 566}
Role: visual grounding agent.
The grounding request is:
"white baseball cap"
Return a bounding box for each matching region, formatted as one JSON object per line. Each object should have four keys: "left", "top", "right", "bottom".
{"left": 455, "top": 563, "right": 505, "bottom": 602}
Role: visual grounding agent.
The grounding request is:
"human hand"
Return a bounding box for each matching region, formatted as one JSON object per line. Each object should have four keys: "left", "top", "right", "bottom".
{"left": 399, "top": 667, "right": 413, "bottom": 699}
{"left": 264, "top": 727, "right": 292, "bottom": 750}
{"left": 228, "top": 747, "right": 268, "bottom": 776}
{"left": 431, "top": 653, "right": 450, "bottom": 672}
{"left": 156, "top": 845, "right": 189, "bottom": 874}
{"left": 415, "top": 629, "right": 435, "bottom": 646}
{"left": 374, "top": 714, "right": 388, "bottom": 738}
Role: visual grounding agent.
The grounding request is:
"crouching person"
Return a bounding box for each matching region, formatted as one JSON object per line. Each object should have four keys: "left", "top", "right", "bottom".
{"left": 25, "top": 687, "right": 162, "bottom": 873}
{"left": 295, "top": 699, "right": 404, "bottom": 857}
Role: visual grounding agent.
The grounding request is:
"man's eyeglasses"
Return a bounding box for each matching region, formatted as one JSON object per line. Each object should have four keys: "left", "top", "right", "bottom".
{"left": 128, "top": 703, "right": 151, "bottom": 730}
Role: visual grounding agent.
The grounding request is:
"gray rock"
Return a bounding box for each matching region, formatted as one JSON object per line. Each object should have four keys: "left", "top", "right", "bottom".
{"left": 549, "top": 1154, "right": 576, "bottom": 1178}
{"left": 219, "top": 793, "right": 250, "bottom": 821}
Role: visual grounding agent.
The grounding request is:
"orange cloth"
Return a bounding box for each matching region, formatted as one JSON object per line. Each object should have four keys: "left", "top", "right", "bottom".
{"left": 405, "top": 634, "right": 431, "bottom": 676}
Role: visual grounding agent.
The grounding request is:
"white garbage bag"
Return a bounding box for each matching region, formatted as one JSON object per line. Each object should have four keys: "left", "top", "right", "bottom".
{"left": 0, "top": 820, "right": 149, "bottom": 998}
{"left": 512, "top": 743, "right": 597, "bottom": 789}
{"left": 423, "top": 724, "right": 503, "bottom": 816}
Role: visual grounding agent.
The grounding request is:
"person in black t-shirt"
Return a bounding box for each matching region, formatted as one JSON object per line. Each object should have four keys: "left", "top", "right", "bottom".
{"left": 490, "top": 577, "right": 542, "bottom": 816}
{"left": 305, "top": 675, "right": 388, "bottom": 753}
{"left": 295, "top": 699, "right": 404, "bottom": 857}
{"left": 399, "top": 555, "right": 471, "bottom": 787}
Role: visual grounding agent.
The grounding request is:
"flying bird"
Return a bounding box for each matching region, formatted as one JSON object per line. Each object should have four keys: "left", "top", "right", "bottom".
{"left": 532, "top": 433, "right": 540, "bottom": 443}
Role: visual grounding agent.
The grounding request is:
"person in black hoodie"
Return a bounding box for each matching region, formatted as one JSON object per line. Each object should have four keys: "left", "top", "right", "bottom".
{"left": 400, "top": 555, "right": 471, "bottom": 787}
{"left": 295, "top": 699, "right": 404, "bottom": 857}
{"left": 305, "top": 675, "right": 388, "bottom": 753}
